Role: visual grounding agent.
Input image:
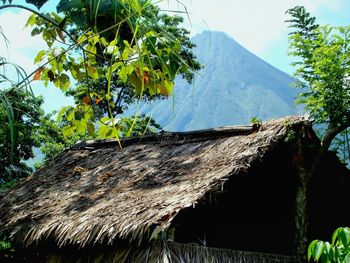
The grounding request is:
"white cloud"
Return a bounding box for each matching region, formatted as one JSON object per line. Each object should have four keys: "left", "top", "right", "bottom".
{"left": 0, "top": 10, "right": 73, "bottom": 112}
{"left": 159, "top": 0, "right": 346, "bottom": 55}
{"left": 0, "top": 10, "right": 46, "bottom": 72}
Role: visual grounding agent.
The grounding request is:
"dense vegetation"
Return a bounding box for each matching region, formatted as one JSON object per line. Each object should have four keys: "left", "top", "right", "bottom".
{"left": 0, "top": 89, "right": 43, "bottom": 182}
{"left": 286, "top": 6, "right": 350, "bottom": 162}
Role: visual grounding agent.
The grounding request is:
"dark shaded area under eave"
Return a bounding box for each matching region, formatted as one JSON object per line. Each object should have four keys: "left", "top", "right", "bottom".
{"left": 171, "top": 141, "right": 350, "bottom": 255}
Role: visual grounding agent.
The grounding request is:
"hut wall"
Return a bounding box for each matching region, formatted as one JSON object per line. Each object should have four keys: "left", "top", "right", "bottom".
{"left": 308, "top": 152, "right": 350, "bottom": 241}
{"left": 171, "top": 142, "right": 298, "bottom": 255}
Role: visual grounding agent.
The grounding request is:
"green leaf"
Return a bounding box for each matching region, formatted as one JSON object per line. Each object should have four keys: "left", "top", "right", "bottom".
{"left": 76, "top": 119, "right": 87, "bottom": 134}
{"left": 118, "top": 65, "right": 134, "bottom": 83}
{"left": 87, "top": 65, "right": 98, "bottom": 80}
{"left": 25, "top": 14, "right": 36, "bottom": 27}
{"left": 121, "top": 47, "right": 131, "bottom": 61}
{"left": 62, "top": 125, "right": 73, "bottom": 137}
{"left": 66, "top": 110, "right": 75, "bottom": 122}
{"left": 56, "top": 107, "right": 67, "bottom": 121}
{"left": 308, "top": 240, "right": 319, "bottom": 261}
{"left": 131, "top": 0, "right": 142, "bottom": 15}
{"left": 77, "top": 34, "right": 87, "bottom": 44}
{"left": 59, "top": 73, "right": 70, "bottom": 91}
{"left": 344, "top": 252, "right": 350, "bottom": 263}
{"left": 308, "top": 240, "right": 326, "bottom": 262}
{"left": 328, "top": 246, "right": 334, "bottom": 259}
{"left": 42, "top": 29, "right": 55, "bottom": 48}
{"left": 339, "top": 228, "right": 350, "bottom": 247}
{"left": 98, "top": 125, "right": 112, "bottom": 138}
{"left": 53, "top": 77, "right": 61, "bottom": 88}
{"left": 314, "top": 241, "right": 325, "bottom": 261}
{"left": 111, "top": 62, "right": 122, "bottom": 73}
{"left": 162, "top": 79, "right": 174, "bottom": 96}
{"left": 332, "top": 228, "right": 342, "bottom": 245}
{"left": 323, "top": 242, "right": 331, "bottom": 255}
{"left": 129, "top": 72, "right": 142, "bottom": 93}
{"left": 100, "top": 117, "right": 110, "bottom": 124}
{"left": 34, "top": 50, "right": 46, "bottom": 64}
{"left": 85, "top": 43, "right": 97, "bottom": 55}
{"left": 87, "top": 122, "right": 95, "bottom": 136}
{"left": 70, "top": 64, "right": 83, "bottom": 82}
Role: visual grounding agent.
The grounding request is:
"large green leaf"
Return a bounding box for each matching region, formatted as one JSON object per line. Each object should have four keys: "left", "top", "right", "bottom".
{"left": 314, "top": 241, "right": 325, "bottom": 261}
{"left": 308, "top": 240, "right": 325, "bottom": 261}
{"left": 339, "top": 228, "right": 350, "bottom": 247}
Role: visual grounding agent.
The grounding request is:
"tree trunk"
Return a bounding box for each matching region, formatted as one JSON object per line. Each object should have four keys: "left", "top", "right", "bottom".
{"left": 294, "top": 165, "right": 311, "bottom": 261}
{"left": 292, "top": 130, "right": 315, "bottom": 261}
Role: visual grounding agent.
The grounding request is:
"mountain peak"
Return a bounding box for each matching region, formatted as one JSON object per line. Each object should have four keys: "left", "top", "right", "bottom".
{"left": 127, "top": 31, "right": 300, "bottom": 131}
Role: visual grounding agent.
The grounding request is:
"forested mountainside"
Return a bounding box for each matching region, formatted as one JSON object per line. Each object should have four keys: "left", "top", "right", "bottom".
{"left": 127, "top": 31, "right": 301, "bottom": 131}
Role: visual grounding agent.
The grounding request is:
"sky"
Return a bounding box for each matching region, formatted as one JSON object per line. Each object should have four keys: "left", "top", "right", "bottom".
{"left": 1, "top": 0, "right": 350, "bottom": 112}
{"left": 160, "top": 0, "right": 350, "bottom": 73}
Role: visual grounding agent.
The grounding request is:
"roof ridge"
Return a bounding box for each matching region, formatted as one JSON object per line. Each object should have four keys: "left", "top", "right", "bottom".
{"left": 72, "top": 124, "right": 261, "bottom": 150}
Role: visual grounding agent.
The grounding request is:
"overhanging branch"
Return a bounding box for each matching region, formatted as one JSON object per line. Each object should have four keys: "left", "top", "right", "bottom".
{"left": 321, "top": 114, "right": 350, "bottom": 154}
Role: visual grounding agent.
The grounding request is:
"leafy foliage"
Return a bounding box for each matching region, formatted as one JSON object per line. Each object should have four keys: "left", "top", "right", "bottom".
{"left": 0, "top": 89, "right": 43, "bottom": 183}
{"left": 286, "top": 7, "right": 350, "bottom": 260}
{"left": 33, "top": 112, "right": 87, "bottom": 166}
{"left": 308, "top": 227, "right": 350, "bottom": 263}
{"left": 24, "top": 0, "right": 200, "bottom": 141}
{"left": 250, "top": 116, "right": 262, "bottom": 125}
{"left": 286, "top": 6, "right": 350, "bottom": 156}
{"left": 34, "top": 112, "right": 161, "bottom": 168}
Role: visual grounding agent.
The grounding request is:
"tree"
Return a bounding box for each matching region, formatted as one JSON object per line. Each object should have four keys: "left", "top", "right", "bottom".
{"left": 0, "top": 0, "right": 199, "bottom": 167}
{"left": 34, "top": 112, "right": 161, "bottom": 168}
{"left": 3, "top": 0, "right": 201, "bottom": 142}
{"left": 286, "top": 6, "right": 350, "bottom": 158}
{"left": 62, "top": 4, "right": 201, "bottom": 122}
{"left": 286, "top": 6, "right": 350, "bottom": 260}
{"left": 0, "top": 88, "right": 43, "bottom": 183}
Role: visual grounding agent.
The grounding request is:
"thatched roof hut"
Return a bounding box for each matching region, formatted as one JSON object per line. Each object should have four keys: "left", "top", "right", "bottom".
{"left": 0, "top": 116, "right": 349, "bottom": 263}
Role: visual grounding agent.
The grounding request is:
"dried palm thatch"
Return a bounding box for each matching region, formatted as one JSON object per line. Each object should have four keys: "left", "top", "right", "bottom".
{"left": 0, "top": 116, "right": 311, "bottom": 248}
{"left": 45, "top": 241, "right": 298, "bottom": 263}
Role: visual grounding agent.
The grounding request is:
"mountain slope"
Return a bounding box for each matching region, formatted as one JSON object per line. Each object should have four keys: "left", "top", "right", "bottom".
{"left": 128, "top": 31, "right": 300, "bottom": 131}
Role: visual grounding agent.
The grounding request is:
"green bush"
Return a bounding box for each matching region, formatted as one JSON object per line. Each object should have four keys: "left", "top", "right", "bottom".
{"left": 308, "top": 227, "right": 350, "bottom": 262}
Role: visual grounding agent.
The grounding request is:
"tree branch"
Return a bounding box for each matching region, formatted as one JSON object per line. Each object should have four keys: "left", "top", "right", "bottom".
{"left": 321, "top": 115, "right": 350, "bottom": 154}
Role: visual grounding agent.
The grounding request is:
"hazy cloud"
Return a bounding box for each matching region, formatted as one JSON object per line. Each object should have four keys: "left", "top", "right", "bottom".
{"left": 0, "top": 10, "right": 73, "bottom": 112}
{"left": 160, "top": 0, "right": 346, "bottom": 55}
{"left": 0, "top": 10, "right": 46, "bottom": 72}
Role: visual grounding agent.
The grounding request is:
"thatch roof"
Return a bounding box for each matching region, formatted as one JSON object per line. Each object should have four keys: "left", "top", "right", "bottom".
{"left": 0, "top": 116, "right": 311, "bottom": 248}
